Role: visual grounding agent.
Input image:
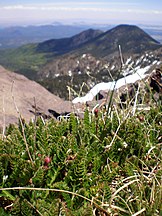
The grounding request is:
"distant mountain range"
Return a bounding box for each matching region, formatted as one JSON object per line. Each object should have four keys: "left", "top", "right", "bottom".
{"left": 0, "top": 24, "right": 161, "bottom": 99}
{"left": 37, "top": 25, "right": 161, "bottom": 57}
{"left": 0, "top": 25, "right": 90, "bottom": 49}
{"left": 0, "top": 23, "right": 162, "bottom": 49}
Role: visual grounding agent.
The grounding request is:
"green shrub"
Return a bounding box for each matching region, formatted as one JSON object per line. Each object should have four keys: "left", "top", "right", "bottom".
{"left": 0, "top": 104, "right": 161, "bottom": 215}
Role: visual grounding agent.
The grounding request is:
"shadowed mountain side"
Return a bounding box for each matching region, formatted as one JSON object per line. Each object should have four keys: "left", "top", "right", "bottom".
{"left": 37, "top": 24, "right": 161, "bottom": 58}
{"left": 38, "top": 24, "right": 162, "bottom": 79}
{"left": 36, "top": 29, "right": 103, "bottom": 54}
{"left": 0, "top": 66, "right": 72, "bottom": 128}
{"left": 0, "top": 24, "right": 161, "bottom": 82}
{"left": 74, "top": 25, "right": 161, "bottom": 58}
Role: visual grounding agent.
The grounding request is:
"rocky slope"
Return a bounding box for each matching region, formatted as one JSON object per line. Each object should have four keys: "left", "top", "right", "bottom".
{"left": 37, "top": 48, "right": 162, "bottom": 99}
{"left": 0, "top": 66, "right": 72, "bottom": 128}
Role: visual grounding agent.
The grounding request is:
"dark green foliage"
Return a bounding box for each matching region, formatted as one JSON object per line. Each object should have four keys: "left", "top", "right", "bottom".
{"left": 38, "top": 68, "right": 122, "bottom": 100}
{"left": 0, "top": 105, "right": 161, "bottom": 215}
{"left": 0, "top": 44, "right": 48, "bottom": 80}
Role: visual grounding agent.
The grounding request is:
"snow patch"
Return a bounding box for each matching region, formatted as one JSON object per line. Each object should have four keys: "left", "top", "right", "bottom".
{"left": 72, "top": 66, "right": 150, "bottom": 104}
{"left": 68, "top": 70, "right": 72, "bottom": 76}
{"left": 152, "top": 60, "right": 158, "bottom": 65}
{"left": 96, "top": 60, "right": 100, "bottom": 65}
{"left": 82, "top": 54, "right": 86, "bottom": 58}
{"left": 125, "top": 57, "right": 132, "bottom": 65}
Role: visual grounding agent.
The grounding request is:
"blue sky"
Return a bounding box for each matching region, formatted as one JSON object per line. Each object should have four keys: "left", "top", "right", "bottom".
{"left": 0, "top": 0, "right": 162, "bottom": 26}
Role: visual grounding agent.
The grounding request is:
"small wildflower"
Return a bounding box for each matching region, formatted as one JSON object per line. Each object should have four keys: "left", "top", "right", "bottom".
{"left": 43, "top": 165, "right": 49, "bottom": 170}
{"left": 138, "top": 115, "right": 144, "bottom": 122}
{"left": 94, "top": 108, "right": 99, "bottom": 117}
{"left": 44, "top": 156, "right": 51, "bottom": 165}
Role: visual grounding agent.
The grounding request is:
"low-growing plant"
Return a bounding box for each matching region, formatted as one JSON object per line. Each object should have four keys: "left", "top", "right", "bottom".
{"left": 0, "top": 99, "right": 161, "bottom": 215}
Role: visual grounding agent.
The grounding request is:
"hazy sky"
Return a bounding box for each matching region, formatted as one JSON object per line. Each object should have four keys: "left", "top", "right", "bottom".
{"left": 0, "top": 0, "right": 162, "bottom": 26}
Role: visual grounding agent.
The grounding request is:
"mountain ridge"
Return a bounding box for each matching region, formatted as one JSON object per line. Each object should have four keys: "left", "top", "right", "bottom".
{"left": 72, "top": 24, "right": 161, "bottom": 58}
{"left": 36, "top": 24, "right": 161, "bottom": 58}
{"left": 36, "top": 28, "right": 103, "bottom": 54}
{"left": 0, "top": 24, "right": 161, "bottom": 99}
{"left": 37, "top": 25, "right": 162, "bottom": 90}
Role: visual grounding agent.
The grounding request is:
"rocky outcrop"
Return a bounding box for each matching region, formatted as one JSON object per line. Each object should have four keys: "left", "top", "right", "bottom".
{"left": 150, "top": 68, "right": 162, "bottom": 93}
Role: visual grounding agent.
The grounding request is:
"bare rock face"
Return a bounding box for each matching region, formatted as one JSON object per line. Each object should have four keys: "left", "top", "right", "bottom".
{"left": 150, "top": 68, "right": 162, "bottom": 93}
{"left": 0, "top": 66, "right": 72, "bottom": 128}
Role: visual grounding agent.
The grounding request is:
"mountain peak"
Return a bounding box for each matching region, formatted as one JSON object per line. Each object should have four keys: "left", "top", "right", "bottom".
{"left": 79, "top": 24, "right": 161, "bottom": 58}
{"left": 113, "top": 24, "right": 140, "bottom": 29}
{"left": 106, "top": 24, "right": 160, "bottom": 44}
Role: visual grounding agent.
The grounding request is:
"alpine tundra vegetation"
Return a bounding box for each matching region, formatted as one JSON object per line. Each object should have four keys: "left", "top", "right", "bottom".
{"left": 0, "top": 68, "right": 161, "bottom": 215}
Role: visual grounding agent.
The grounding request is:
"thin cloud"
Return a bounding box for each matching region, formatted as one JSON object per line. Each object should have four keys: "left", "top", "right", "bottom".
{"left": 0, "top": 2, "right": 162, "bottom": 26}
{"left": 2, "top": 4, "right": 162, "bottom": 15}
{"left": 1, "top": 1, "right": 140, "bottom": 6}
{"left": 3, "top": 5, "right": 36, "bottom": 10}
